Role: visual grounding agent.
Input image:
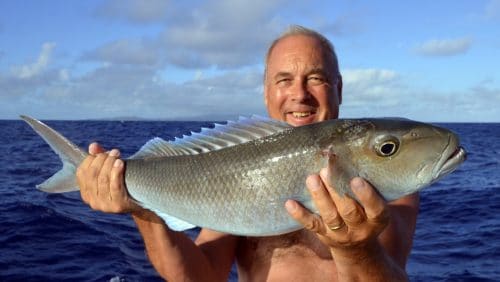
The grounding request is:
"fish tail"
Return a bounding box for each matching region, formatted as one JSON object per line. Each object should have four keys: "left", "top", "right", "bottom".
{"left": 20, "top": 115, "right": 88, "bottom": 193}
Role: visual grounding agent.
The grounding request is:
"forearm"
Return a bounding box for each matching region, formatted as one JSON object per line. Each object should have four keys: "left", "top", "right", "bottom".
{"left": 331, "top": 241, "right": 408, "bottom": 282}
{"left": 76, "top": 145, "right": 232, "bottom": 280}
{"left": 131, "top": 210, "right": 225, "bottom": 282}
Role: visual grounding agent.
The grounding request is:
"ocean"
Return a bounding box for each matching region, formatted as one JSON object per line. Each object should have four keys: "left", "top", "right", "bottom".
{"left": 0, "top": 120, "right": 498, "bottom": 281}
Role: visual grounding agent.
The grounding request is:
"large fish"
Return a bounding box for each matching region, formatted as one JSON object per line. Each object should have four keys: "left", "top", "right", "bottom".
{"left": 21, "top": 115, "right": 465, "bottom": 236}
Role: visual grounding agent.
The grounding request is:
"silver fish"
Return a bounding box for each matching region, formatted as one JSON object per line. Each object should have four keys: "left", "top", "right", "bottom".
{"left": 21, "top": 115, "right": 466, "bottom": 236}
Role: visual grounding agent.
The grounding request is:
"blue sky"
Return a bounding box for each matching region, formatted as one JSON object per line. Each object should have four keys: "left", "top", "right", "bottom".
{"left": 1, "top": 0, "right": 499, "bottom": 121}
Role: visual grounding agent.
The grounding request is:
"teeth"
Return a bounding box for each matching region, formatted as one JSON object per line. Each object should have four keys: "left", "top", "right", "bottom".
{"left": 292, "top": 112, "right": 311, "bottom": 118}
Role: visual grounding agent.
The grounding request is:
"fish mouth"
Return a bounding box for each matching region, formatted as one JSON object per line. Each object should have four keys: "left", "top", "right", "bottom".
{"left": 432, "top": 142, "right": 467, "bottom": 182}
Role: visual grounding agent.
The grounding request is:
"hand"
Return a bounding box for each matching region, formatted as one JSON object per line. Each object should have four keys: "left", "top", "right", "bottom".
{"left": 285, "top": 167, "right": 390, "bottom": 255}
{"left": 76, "top": 142, "right": 141, "bottom": 214}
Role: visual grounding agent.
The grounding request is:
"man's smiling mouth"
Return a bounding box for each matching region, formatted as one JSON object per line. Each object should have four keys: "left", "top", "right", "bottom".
{"left": 291, "top": 111, "right": 315, "bottom": 118}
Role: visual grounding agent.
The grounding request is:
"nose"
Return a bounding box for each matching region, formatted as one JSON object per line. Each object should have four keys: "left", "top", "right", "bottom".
{"left": 289, "top": 79, "right": 310, "bottom": 101}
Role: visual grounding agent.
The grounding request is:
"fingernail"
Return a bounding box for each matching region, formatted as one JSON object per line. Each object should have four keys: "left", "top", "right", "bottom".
{"left": 109, "top": 149, "right": 120, "bottom": 157}
{"left": 307, "top": 176, "right": 321, "bottom": 191}
{"left": 351, "top": 177, "right": 365, "bottom": 194}
{"left": 319, "top": 168, "right": 332, "bottom": 186}
{"left": 89, "top": 142, "right": 98, "bottom": 154}
{"left": 285, "top": 200, "right": 297, "bottom": 212}
{"left": 113, "top": 159, "right": 123, "bottom": 168}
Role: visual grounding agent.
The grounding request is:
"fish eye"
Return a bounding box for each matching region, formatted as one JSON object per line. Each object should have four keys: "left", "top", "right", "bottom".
{"left": 375, "top": 138, "right": 399, "bottom": 157}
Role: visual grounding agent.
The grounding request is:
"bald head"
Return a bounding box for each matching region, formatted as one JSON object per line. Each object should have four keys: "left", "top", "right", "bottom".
{"left": 264, "top": 25, "right": 341, "bottom": 83}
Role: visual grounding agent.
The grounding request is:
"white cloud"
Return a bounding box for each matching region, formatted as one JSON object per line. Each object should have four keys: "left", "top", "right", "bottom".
{"left": 342, "top": 68, "right": 402, "bottom": 108}
{"left": 2, "top": 56, "right": 498, "bottom": 121}
{"left": 340, "top": 68, "right": 442, "bottom": 119}
{"left": 415, "top": 37, "right": 472, "bottom": 56}
{"left": 343, "top": 68, "right": 398, "bottom": 85}
{"left": 338, "top": 67, "right": 500, "bottom": 122}
{"left": 59, "top": 69, "right": 70, "bottom": 81}
{"left": 87, "top": 0, "right": 290, "bottom": 70}
{"left": 83, "top": 0, "right": 368, "bottom": 73}
{"left": 159, "top": 0, "right": 285, "bottom": 69}
{"left": 2, "top": 61, "right": 265, "bottom": 120}
{"left": 12, "top": 42, "right": 56, "bottom": 79}
{"left": 82, "top": 39, "right": 160, "bottom": 66}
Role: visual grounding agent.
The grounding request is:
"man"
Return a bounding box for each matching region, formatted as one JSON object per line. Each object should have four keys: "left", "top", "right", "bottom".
{"left": 76, "top": 25, "right": 419, "bottom": 281}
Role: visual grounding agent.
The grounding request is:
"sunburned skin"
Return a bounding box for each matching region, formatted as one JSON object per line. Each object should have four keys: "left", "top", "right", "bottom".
{"left": 264, "top": 35, "right": 341, "bottom": 128}
{"left": 236, "top": 230, "right": 337, "bottom": 282}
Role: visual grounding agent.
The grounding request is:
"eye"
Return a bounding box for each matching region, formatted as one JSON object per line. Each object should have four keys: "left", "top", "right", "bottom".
{"left": 374, "top": 138, "right": 399, "bottom": 157}
{"left": 276, "top": 78, "right": 292, "bottom": 87}
{"left": 307, "top": 76, "right": 326, "bottom": 86}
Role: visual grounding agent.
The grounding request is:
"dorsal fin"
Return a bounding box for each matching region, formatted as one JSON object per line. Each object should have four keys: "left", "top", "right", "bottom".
{"left": 129, "top": 115, "right": 291, "bottom": 159}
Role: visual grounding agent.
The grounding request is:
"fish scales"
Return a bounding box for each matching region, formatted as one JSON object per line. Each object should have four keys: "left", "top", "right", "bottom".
{"left": 20, "top": 115, "right": 466, "bottom": 236}
{"left": 125, "top": 124, "right": 328, "bottom": 235}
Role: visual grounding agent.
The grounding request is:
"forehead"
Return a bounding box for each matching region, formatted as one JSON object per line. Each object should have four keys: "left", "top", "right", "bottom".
{"left": 267, "top": 35, "right": 329, "bottom": 73}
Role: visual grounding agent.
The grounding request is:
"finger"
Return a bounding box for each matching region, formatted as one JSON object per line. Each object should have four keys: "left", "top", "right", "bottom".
{"left": 320, "top": 169, "right": 365, "bottom": 225}
{"left": 97, "top": 149, "right": 120, "bottom": 202}
{"left": 306, "top": 174, "right": 343, "bottom": 230}
{"left": 76, "top": 155, "right": 96, "bottom": 203}
{"left": 109, "top": 158, "right": 125, "bottom": 203}
{"left": 89, "top": 142, "right": 105, "bottom": 155}
{"left": 351, "top": 177, "right": 389, "bottom": 226}
{"left": 285, "top": 200, "right": 327, "bottom": 235}
{"left": 87, "top": 153, "right": 109, "bottom": 204}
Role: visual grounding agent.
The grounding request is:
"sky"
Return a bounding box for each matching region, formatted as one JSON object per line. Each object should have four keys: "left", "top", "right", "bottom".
{"left": 1, "top": 0, "right": 499, "bottom": 122}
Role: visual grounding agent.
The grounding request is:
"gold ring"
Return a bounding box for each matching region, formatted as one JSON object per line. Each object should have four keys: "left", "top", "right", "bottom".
{"left": 328, "top": 221, "right": 345, "bottom": 231}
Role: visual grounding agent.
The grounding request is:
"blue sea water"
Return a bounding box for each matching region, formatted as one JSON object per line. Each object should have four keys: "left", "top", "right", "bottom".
{"left": 0, "top": 120, "right": 499, "bottom": 281}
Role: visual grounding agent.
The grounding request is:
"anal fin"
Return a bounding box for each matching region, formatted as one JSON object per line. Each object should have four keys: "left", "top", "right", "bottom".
{"left": 155, "top": 211, "right": 197, "bottom": 231}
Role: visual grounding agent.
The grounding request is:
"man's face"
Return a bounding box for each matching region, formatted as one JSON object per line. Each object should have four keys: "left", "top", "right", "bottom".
{"left": 264, "top": 35, "right": 342, "bottom": 127}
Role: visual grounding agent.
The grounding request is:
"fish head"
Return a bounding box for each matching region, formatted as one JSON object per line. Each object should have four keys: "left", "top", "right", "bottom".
{"left": 322, "top": 118, "right": 466, "bottom": 201}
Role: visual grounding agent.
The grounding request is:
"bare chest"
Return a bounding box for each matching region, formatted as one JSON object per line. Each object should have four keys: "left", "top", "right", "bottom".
{"left": 236, "top": 230, "right": 338, "bottom": 282}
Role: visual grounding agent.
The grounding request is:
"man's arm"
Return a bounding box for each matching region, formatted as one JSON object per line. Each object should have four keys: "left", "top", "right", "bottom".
{"left": 286, "top": 168, "right": 419, "bottom": 282}
{"left": 379, "top": 193, "right": 419, "bottom": 267}
{"left": 76, "top": 143, "right": 237, "bottom": 281}
{"left": 132, "top": 210, "right": 237, "bottom": 281}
